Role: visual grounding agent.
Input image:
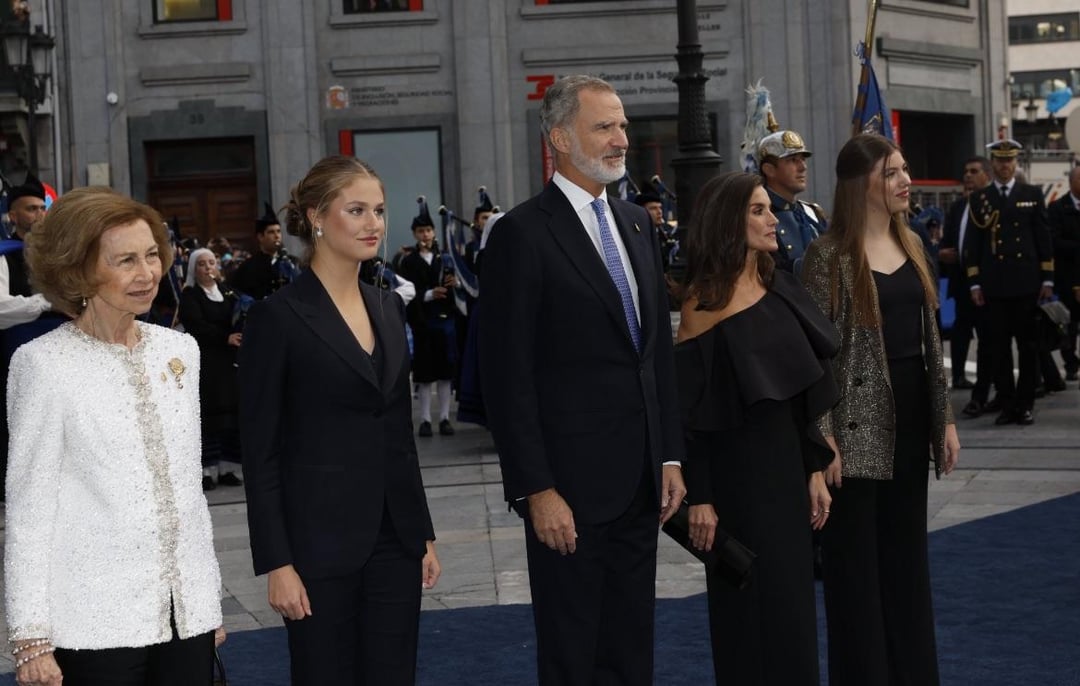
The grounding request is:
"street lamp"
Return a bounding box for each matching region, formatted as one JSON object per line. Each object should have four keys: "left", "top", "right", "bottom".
{"left": 669, "top": 0, "right": 723, "bottom": 282}
{"left": 0, "top": 20, "right": 55, "bottom": 173}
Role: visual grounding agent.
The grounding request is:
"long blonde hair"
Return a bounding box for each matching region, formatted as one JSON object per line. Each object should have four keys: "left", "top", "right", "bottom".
{"left": 823, "top": 134, "right": 938, "bottom": 327}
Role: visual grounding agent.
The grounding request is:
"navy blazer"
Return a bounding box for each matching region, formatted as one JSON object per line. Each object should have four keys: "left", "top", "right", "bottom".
{"left": 240, "top": 269, "right": 434, "bottom": 579}
{"left": 479, "top": 181, "right": 685, "bottom": 524}
{"left": 1048, "top": 193, "right": 1080, "bottom": 303}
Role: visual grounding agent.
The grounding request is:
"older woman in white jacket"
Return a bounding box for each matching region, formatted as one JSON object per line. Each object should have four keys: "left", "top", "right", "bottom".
{"left": 4, "top": 187, "right": 223, "bottom": 686}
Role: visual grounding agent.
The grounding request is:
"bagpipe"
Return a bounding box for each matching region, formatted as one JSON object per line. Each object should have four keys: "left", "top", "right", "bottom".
{"left": 437, "top": 204, "right": 480, "bottom": 314}
{"left": 271, "top": 245, "right": 301, "bottom": 290}
{"left": 219, "top": 280, "right": 255, "bottom": 333}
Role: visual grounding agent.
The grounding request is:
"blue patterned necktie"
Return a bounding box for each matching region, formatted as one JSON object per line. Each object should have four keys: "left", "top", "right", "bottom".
{"left": 590, "top": 198, "right": 642, "bottom": 353}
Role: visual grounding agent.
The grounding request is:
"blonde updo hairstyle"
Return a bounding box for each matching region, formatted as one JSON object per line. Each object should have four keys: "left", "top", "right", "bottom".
{"left": 283, "top": 155, "right": 384, "bottom": 264}
{"left": 25, "top": 186, "right": 172, "bottom": 316}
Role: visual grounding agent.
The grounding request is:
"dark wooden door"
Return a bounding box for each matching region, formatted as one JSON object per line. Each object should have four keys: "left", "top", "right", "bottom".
{"left": 146, "top": 137, "right": 258, "bottom": 249}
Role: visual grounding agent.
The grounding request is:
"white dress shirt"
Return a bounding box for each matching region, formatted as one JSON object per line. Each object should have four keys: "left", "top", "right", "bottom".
{"left": 5, "top": 323, "right": 223, "bottom": 649}
{"left": 551, "top": 171, "right": 641, "bottom": 325}
{"left": 0, "top": 255, "right": 51, "bottom": 329}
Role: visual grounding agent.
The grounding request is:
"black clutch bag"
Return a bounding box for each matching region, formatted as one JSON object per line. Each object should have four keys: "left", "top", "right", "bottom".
{"left": 662, "top": 500, "right": 757, "bottom": 590}
{"left": 1036, "top": 300, "right": 1071, "bottom": 352}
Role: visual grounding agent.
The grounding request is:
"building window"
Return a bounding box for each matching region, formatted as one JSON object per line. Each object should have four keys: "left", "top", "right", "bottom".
{"left": 1009, "top": 13, "right": 1080, "bottom": 44}
{"left": 1011, "top": 69, "right": 1080, "bottom": 99}
{"left": 343, "top": 0, "right": 421, "bottom": 12}
{"left": 914, "top": 0, "right": 968, "bottom": 6}
{"left": 154, "top": 0, "right": 232, "bottom": 22}
{"left": 534, "top": 0, "right": 622, "bottom": 4}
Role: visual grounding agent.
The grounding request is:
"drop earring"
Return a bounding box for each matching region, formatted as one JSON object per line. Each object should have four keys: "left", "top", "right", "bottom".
{"left": 315, "top": 225, "right": 323, "bottom": 238}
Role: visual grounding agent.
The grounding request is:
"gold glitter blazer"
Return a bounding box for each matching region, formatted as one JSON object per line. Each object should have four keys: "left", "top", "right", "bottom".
{"left": 4, "top": 322, "right": 223, "bottom": 649}
{"left": 800, "top": 238, "right": 953, "bottom": 480}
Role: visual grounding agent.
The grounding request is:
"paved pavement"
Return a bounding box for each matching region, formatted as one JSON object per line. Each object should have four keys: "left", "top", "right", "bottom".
{"left": 1, "top": 350, "right": 1079, "bottom": 674}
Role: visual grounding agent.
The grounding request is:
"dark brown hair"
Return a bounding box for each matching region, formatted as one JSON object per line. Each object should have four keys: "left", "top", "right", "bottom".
{"left": 681, "top": 171, "right": 774, "bottom": 310}
{"left": 821, "top": 134, "right": 938, "bottom": 327}
{"left": 25, "top": 186, "right": 172, "bottom": 315}
{"left": 283, "top": 155, "right": 383, "bottom": 263}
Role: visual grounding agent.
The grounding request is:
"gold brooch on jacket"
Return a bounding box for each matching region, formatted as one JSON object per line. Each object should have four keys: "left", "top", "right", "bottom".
{"left": 167, "top": 358, "right": 186, "bottom": 389}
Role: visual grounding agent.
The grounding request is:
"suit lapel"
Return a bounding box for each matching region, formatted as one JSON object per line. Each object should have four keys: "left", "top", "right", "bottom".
{"left": 610, "top": 199, "right": 655, "bottom": 353}
{"left": 360, "top": 282, "right": 405, "bottom": 398}
{"left": 540, "top": 184, "right": 636, "bottom": 349}
{"left": 286, "top": 271, "right": 381, "bottom": 392}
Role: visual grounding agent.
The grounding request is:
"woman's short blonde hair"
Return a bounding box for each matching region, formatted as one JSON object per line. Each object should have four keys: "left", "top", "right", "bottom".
{"left": 25, "top": 186, "right": 173, "bottom": 315}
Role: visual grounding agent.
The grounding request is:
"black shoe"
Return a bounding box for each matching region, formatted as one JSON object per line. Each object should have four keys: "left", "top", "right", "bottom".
{"left": 1066, "top": 370, "right": 1078, "bottom": 381}
{"left": 985, "top": 397, "right": 1002, "bottom": 413}
{"left": 962, "top": 400, "right": 984, "bottom": 418}
{"left": 1017, "top": 410, "right": 1035, "bottom": 425}
{"left": 202, "top": 476, "right": 216, "bottom": 492}
{"left": 952, "top": 378, "right": 975, "bottom": 390}
{"left": 1046, "top": 379, "right": 1067, "bottom": 393}
{"left": 218, "top": 471, "right": 243, "bottom": 487}
{"left": 1034, "top": 385, "right": 1048, "bottom": 399}
{"left": 439, "top": 419, "right": 455, "bottom": 436}
{"left": 994, "top": 410, "right": 1019, "bottom": 426}
{"left": 418, "top": 421, "right": 433, "bottom": 437}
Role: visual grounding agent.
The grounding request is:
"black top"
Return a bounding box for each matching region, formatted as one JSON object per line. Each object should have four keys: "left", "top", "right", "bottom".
{"left": 873, "top": 260, "right": 924, "bottom": 360}
{"left": 674, "top": 271, "right": 841, "bottom": 493}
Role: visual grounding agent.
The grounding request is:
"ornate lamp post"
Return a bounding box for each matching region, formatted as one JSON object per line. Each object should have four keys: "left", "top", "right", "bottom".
{"left": 1, "top": 20, "right": 55, "bottom": 173}
{"left": 670, "top": 0, "right": 723, "bottom": 280}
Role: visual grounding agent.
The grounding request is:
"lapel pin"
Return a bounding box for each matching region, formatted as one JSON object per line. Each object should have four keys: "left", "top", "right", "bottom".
{"left": 634, "top": 222, "right": 640, "bottom": 233}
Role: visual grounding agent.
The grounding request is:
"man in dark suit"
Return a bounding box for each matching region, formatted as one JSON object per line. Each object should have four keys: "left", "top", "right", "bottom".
{"left": 939, "top": 157, "right": 990, "bottom": 400}
{"left": 480, "top": 75, "right": 686, "bottom": 686}
{"left": 965, "top": 139, "right": 1055, "bottom": 425}
{"left": 1048, "top": 165, "right": 1080, "bottom": 381}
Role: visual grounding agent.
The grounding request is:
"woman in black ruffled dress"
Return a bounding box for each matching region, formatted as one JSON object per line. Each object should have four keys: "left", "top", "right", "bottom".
{"left": 675, "top": 172, "right": 839, "bottom": 685}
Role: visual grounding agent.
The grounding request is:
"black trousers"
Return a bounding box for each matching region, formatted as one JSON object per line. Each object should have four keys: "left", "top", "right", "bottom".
{"left": 285, "top": 509, "right": 423, "bottom": 685}
{"left": 54, "top": 616, "right": 214, "bottom": 685}
{"left": 822, "top": 356, "right": 939, "bottom": 686}
{"left": 1062, "top": 319, "right": 1080, "bottom": 374}
{"left": 986, "top": 295, "right": 1039, "bottom": 412}
{"left": 524, "top": 469, "right": 659, "bottom": 686}
{"left": 950, "top": 292, "right": 976, "bottom": 382}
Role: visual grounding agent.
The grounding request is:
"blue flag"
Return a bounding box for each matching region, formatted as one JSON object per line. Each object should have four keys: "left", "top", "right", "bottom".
{"left": 852, "top": 43, "right": 894, "bottom": 140}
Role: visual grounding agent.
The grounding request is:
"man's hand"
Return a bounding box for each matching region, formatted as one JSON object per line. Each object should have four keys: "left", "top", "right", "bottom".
{"left": 660, "top": 464, "right": 686, "bottom": 524}
{"left": 527, "top": 488, "right": 577, "bottom": 555}
{"left": 1039, "top": 284, "right": 1054, "bottom": 302}
{"left": 971, "top": 287, "right": 985, "bottom": 307}
{"left": 267, "top": 564, "right": 312, "bottom": 621}
{"left": 432, "top": 286, "right": 449, "bottom": 300}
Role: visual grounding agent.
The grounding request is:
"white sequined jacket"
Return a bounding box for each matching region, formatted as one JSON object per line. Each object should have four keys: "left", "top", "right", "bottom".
{"left": 4, "top": 322, "right": 223, "bottom": 649}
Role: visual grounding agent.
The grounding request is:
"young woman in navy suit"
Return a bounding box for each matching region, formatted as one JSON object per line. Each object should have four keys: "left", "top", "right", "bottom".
{"left": 240, "top": 156, "right": 440, "bottom": 685}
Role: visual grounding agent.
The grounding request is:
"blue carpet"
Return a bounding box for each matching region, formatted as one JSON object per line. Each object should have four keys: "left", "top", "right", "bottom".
{"left": 4, "top": 493, "right": 1078, "bottom": 684}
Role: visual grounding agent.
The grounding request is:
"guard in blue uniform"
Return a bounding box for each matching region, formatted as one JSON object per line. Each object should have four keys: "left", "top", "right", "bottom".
{"left": 757, "top": 130, "right": 827, "bottom": 273}
{"left": 964, "top": 139, "right": 1055, "bottom": 425}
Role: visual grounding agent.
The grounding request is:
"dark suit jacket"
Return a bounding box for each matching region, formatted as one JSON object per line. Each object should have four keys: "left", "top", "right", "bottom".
{"left": 178, "top": 285, "right": 238, "bottom": 419}
{"left": 1048, "top": 193, "right": 1080, "bottom": 306}
{"left": 240, "top": 269, "right": 435, "bottom": 578}
{"left": 479, "top": 181, "right": 685, "bottom": 525}
{"left": 940, "top": 197, "right": 969, "bottom": 300}
{"left": 964, "top": 182, "right": 1053, "bottom": 298}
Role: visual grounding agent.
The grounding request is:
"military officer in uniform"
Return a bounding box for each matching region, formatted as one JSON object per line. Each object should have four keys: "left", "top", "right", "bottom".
{"left": 635, "top": 189, "right": 677, "bottom": 274}
{"left": 964, "top": 140, "right": 1054, "bottom": 425}
{"left": 1048, "top": 165, "right": 1080, "bottom": 381}
{"left": 758, "top": 130, "right": 827, "bottom": 273}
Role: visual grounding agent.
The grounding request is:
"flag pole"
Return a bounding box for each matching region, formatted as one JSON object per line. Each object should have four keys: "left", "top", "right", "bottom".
{"left": 851, "top": 0, "right": 881, "bottom": 137}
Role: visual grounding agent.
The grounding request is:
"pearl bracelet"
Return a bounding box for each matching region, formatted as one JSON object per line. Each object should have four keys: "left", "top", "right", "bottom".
{"left": 11, "top": 638, "right": 50, "bottom": 655}
{"left": 15, "top": 645, "right": 55, "bottom": 668}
